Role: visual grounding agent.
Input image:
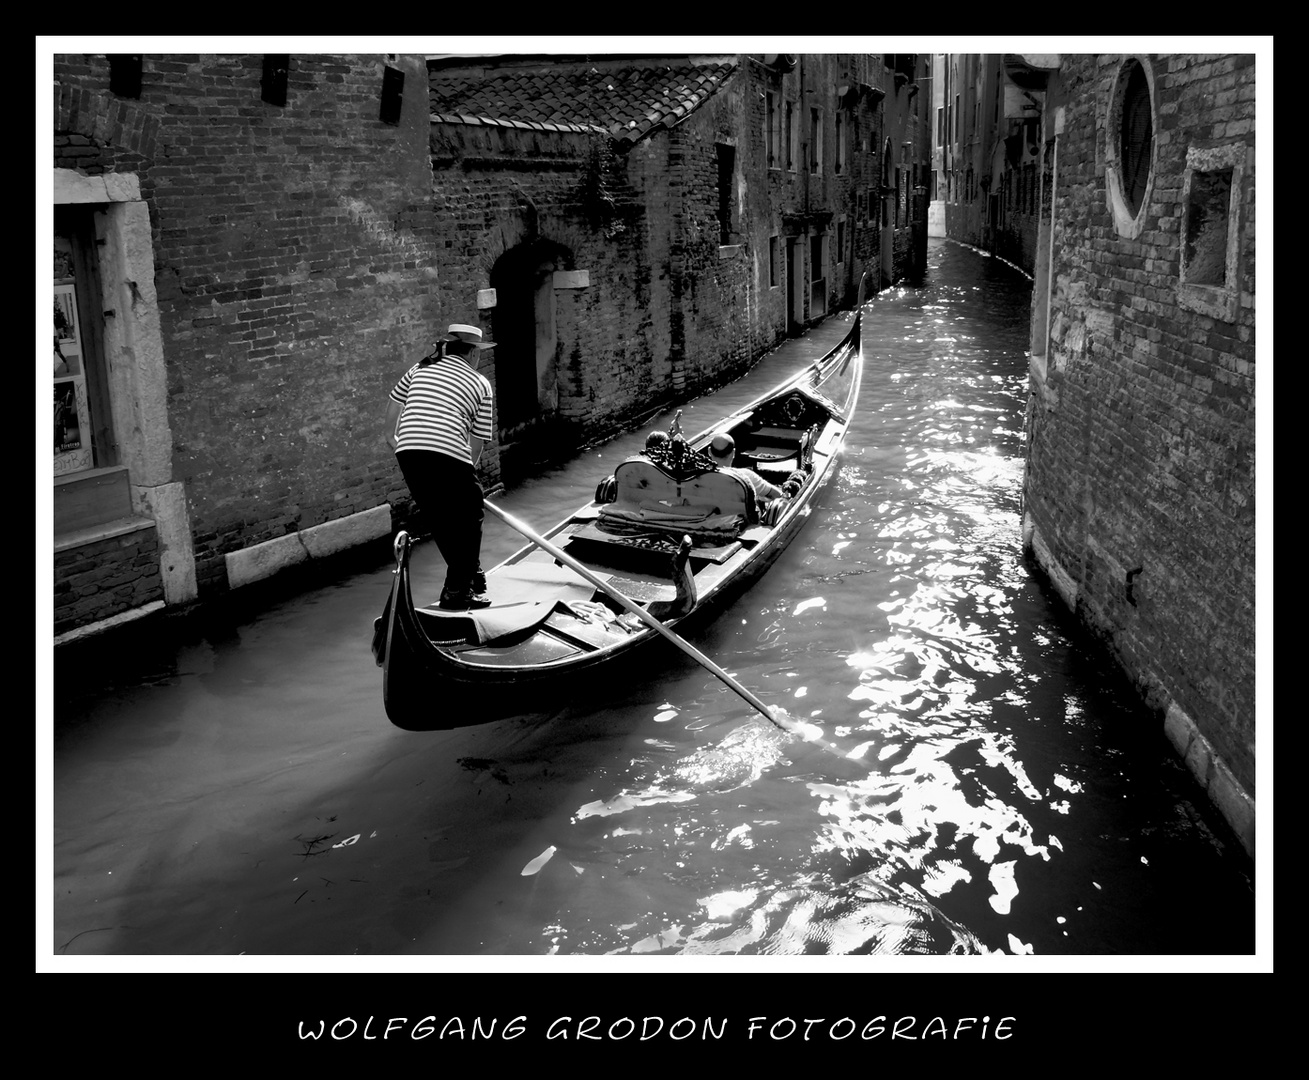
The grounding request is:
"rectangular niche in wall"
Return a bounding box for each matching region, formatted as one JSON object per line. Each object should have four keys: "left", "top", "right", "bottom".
{"left": 1178, "top": 142, "right": 1247, "bottom": 322}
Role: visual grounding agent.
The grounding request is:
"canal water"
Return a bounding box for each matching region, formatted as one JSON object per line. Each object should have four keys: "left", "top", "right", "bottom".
{"left": 46, "top": 239, "right": 1257, "bottom": 969}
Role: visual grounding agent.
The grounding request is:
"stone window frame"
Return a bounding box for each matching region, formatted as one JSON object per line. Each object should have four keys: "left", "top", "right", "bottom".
{"left": 1104, "top": 55, "right": 1158, "bottom": 240}
{"left": 1177, "top": 142, "right": 1247, "bottom": 322}
{"left": 53, "top": 168, "right": 197, "bottom": 606}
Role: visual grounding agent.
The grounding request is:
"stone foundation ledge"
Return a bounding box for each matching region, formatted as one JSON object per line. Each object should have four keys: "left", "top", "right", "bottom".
{"left": 224, "top": 504, "right": 393, "bottom": 590}
{"left": 1164, "top": 703, "right": 1256, "bottom": 858}
{"left": 1022, "top": 513, "right": 1254, "bottom": 859}
{"left": 54, "top": 600, "right": 166, "bottom": 646}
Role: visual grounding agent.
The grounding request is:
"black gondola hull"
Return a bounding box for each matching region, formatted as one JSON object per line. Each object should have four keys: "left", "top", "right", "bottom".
{"left": 379, "top": 277, "right": 867, "bottom": 730}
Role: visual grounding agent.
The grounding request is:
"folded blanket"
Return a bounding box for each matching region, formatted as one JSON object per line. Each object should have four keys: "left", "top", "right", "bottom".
{"left": 598, "top": 504, "right": 745, "bottom": 546}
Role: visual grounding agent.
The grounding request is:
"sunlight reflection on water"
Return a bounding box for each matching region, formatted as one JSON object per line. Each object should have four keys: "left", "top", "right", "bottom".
{"left": 54, "top": 241, "right": 1254, "bottom": 960}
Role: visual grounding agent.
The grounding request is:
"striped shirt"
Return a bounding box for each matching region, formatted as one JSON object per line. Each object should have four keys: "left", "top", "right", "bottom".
{"left": 390, "top": 357, "right": 494, "bottom": 465}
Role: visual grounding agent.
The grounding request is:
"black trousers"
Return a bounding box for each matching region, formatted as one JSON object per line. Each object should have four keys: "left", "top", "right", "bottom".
{"left": 396, "top": 450, "right": 484, "bottom": 594}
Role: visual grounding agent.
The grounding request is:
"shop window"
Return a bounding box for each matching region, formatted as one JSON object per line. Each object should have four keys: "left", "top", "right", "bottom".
{"left": 53, "top": 206, "right": 114, "bottom": 481}
{"left": 1106, "top": 56, "right": 1156, "bottom": 239}
{"left": 1178, "top": 143, "right": 1246, "bottom": 321}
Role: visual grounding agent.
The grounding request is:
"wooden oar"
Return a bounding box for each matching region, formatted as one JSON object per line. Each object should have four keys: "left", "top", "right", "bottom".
{"left": 483, "top": 498, "right": 815, "bottom": 740}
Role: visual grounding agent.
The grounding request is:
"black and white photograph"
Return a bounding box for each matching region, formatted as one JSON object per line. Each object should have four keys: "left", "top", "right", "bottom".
{"left": 39, "top": 39, "right": 1270, "bottom": 1019}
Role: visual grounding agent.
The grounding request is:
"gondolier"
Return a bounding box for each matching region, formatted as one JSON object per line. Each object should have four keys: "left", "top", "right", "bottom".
{"left": 386, "top": 323, "right": 496, "bottom": 610}
{"left": 375, "top": 277, "right": 867, "bottom": 730}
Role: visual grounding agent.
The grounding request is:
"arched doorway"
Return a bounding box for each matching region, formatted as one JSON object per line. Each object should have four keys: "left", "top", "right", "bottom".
{"left": 489, "top": 239, "right": 572, "bottom": 485}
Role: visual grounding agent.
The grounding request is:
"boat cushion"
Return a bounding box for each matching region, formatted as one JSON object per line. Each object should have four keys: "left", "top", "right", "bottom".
{"left": 599, "top": 458, "right": 755, "bottom": 543}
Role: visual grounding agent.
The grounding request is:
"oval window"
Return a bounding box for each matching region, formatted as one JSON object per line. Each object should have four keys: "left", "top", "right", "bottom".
{"left": 1106, "top": 57, "right": 1156, "bottom": 238}
{"left": 1119, "top": 61, "right": 1153, "bottom": 216}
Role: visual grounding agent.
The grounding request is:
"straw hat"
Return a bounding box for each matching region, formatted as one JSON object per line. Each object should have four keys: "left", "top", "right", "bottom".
{"left": 439, "top": 323, "right": 496, "bottom": 349}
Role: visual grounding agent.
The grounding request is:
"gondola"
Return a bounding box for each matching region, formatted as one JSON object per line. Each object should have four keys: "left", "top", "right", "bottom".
{"left": 375, "top": 275, "right": 865, "bottom": 730}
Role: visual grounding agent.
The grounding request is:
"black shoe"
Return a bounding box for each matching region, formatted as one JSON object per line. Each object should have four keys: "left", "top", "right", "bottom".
{"left": 439, "top": 588, "right": 493, "bottom": 611}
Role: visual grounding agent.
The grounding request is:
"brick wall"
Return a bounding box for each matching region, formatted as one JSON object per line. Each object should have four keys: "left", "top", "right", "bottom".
{"left": 52, "top": 52, "right": 914, "bottom": 611}
{"left": 54, "top": 525, "right": 164, "bottom": 636}
{"left": 1024, "top": 53, "right": 1256, "bottom": 797}
{"left": 54, "top": 54, "right": 438, "bottom": 595}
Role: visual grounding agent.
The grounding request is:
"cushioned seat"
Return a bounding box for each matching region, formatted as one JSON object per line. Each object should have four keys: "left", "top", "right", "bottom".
{"left": 598, "top": 457, "right": 756, "bottom": 544}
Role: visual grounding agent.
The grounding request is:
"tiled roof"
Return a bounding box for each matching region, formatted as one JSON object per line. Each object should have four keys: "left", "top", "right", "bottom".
{"left": 430, "top": 58, "right": 738, "bottom": 148}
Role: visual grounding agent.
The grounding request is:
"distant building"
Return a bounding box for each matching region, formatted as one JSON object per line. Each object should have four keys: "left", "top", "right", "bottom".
{"left": 929, "top": 54, "right": 1047, "bottom": 274}
{"left": 1022, "top": 53, "right": 1257, "bottom": 856}
{"left": 425, "top": 52, "right": 930, "bottom": 481}
{"left": 49, "top": 51, "right": 930, "bottom": 638}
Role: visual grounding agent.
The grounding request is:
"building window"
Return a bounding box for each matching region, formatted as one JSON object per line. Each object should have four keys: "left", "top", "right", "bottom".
{"left": 766, "top": 91, "right": 778, "bottom": 169}
{"left": 835, "top": 109, "right": 845, "bottom": 174}
{"left": 1118, "top": 63, "right": 1153, "bottom": 215}
{"left": 785, "top": 99, "right": 796, "bottom": 171}
{"left": 836, "top": 217, "right": 845, "bottom": 263}
{"left": 716, "top": 143, "right": 736, "bottom": 245}
{"left": 769, "top": 235, "right": 780, "bottom": 288}
{"left": 261, "top": 54, "right": 290, "bottom": 107}
{"left": 379, "top": 64, "right": 404, "bottom": 125}
{"left": 882, "top": 140, "right": 893, "bottom": 225}
{"left": 1105, "top": 56, "right": 1156, "bottom": 239}
{"left": 1178, "top": 142, "right": 1246, "bottom": 322}
{"left": 108, "top": 55, "right": 143, "bottom": 99}
{"left": 810, "top": 107, "right": 822, "bottom": 174}
{"left": 1183, "top": 170, "right": 1232, "bottom": 285}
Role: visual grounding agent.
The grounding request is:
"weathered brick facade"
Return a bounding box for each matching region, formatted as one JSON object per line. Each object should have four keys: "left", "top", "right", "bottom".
{"left": 425, "top": 54, "right": 929, "bottom": 481}
{"left": 53, "top": 53, "right": 438, "bottom": 605}
{"left": 1022, "top": 53, "right": 1256, "bottom": 852}
{"left": 50, "top": 51, "right": 930, "bottom": 634}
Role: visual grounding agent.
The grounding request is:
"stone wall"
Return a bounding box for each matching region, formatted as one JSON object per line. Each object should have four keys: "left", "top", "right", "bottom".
{"left": 1023, "top": 53, "right": 1256, "bottom": 844}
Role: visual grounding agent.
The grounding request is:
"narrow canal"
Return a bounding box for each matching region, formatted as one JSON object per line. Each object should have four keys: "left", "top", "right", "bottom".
{"left": 48, "top": 239, "right": 1256, "bottom": 963}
